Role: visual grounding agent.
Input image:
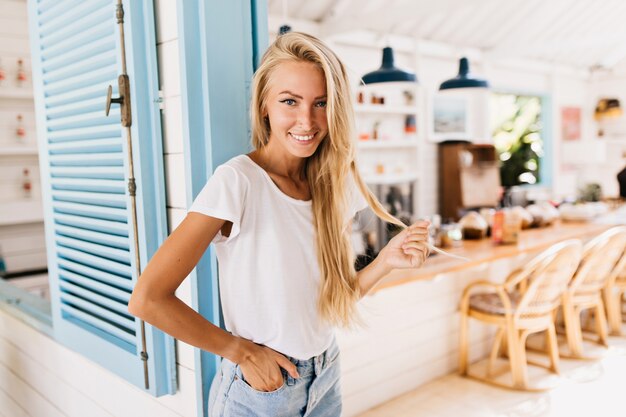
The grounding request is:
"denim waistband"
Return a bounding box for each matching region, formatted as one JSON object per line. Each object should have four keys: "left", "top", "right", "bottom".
{"left": 283, "top": 338, "right": 339, "bottom": 378}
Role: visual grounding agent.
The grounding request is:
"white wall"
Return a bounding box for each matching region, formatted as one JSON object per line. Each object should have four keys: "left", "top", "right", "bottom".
{"left": 0, "top": 1, "right": 200, "bottom": 416}
{"left": 0, "top": 0, "right": 47, "bottom": 274}
{"left": 572, "top": 74, "right": 626, "bottom": 198}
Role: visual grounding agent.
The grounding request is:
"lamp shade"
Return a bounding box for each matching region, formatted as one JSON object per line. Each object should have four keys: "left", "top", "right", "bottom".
{"left": 594, "top": 98, "right": 622, "bottom": 120}
{"left": 361, "top": 47, "right": 417, "bottom": 84}
{"left": 439, "top": 57, "right": 489, "bottom": 90}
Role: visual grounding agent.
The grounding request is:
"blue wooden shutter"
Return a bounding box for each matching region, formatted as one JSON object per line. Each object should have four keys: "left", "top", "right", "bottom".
{"left": 27, "top": 0, "right": 175, "bottom": 395}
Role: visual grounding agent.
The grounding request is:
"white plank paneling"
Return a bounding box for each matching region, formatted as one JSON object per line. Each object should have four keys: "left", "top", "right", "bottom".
{"left": 0, "top": 386, "right": 30, "bottom": 417}
{"left": 162, "top": 95, "right": 184, "bottom": 154}
{"left": 154, "top": 0, "right": 178, "bottom": 45}
{"left": 0, "top": 309, "right": 196, "bottom": 417}
{"left": 157, "top": 40, "right": 180, "bottom": 98}
{"left": 342, "top": 338, "right": 493, "bottom": 417}
{"left": 164, "top": 153, "right": 187, "bottom": 209}
{"left": 0, "top": 356, "right": 67, "bottom": 417}
{"left": 167, "top": 208, "right": 187, "bottom": 234}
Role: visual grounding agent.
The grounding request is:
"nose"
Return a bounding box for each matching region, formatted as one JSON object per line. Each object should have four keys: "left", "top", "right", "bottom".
{"left": 297, "top": 106, "right": 314, "bottom": 131}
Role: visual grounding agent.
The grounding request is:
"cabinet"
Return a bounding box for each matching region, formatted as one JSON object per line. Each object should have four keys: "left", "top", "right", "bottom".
{"left": 354, "top": 82, "right": 425, "bottom": 250}
{"left": 438, "top": 142, "right": 500, "bottom": 221}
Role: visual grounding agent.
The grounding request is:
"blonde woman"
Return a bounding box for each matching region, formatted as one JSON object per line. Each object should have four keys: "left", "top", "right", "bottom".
{"left": 128, "top": 32, "right": 430, "bottom": 417}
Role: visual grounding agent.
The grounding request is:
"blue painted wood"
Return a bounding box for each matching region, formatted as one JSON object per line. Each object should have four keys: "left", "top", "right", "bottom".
{"left": 27, "top": 0, "right": 175, "bottom": 396}
{"left": 177, "top": 0, "right": 268, "bottom": 415}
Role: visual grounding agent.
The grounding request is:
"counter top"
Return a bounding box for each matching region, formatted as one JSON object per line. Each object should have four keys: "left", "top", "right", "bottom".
{"left": 374, "top": 212, "right": 626, "bottom": 292}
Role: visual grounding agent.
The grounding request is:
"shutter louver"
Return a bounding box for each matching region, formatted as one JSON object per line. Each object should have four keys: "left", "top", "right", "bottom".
{"left": 37, "top": 0, "right": 136, "bottom": 353}
{"left": 29, "top": 0, "right": 175, "bottom": 395}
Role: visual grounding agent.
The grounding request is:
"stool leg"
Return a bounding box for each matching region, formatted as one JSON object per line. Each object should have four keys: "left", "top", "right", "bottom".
{"left": 546, "top": 323, "right": 560, "bottom": 374}
{"left": 604, "top": 287, "right": 621, "bottom": 336}
{"left": 595, "top": 299, "right": 609, "bottom": 347}
{"left": 517, "top": 330, "right": 530, "bottom": 389}
{"left": 563, "top": 297, "right": 583, "bottom": 356}
{"left": 459, "top": 309, "right": 469, "bottom": 375}
{"left": 506, "top": 326, "right": 523, "bottom": 388}
{"left": 488, "top": 328, "right": 504, "bottom": 377}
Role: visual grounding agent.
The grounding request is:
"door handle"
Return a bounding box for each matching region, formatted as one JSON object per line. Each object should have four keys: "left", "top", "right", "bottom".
{"left": 105, "top": 74, "right": 132, "bottom": 127}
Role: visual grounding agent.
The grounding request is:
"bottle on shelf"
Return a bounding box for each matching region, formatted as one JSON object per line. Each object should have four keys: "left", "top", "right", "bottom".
{"left": 372, "top": 120, "right": 380, "bottom": 140}
{"left": 0, "top": 58, "right": 5, "bottom": 87}
{"left": 404, "top": 115, "right": 416, "bottom": 134}
{"left": 0, "top": 244, "right": 7, "bottom": 278}
{"left": 22, "top": 168, "right": 32, "bottom": 198}
{"left": 16, "top": 114, "right": 26, "bottom": 141}
{"left": 16, "top": 59, "right": 27, "bottom": 87}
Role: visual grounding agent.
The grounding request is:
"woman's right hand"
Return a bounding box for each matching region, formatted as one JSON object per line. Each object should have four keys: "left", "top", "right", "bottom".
{"left": 236, "top": 339, "right": 300, "bottom": 392}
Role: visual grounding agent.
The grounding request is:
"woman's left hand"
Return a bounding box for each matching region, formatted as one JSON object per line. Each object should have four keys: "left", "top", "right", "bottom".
{"left": 379, "top": 220, "right": 431, "bottom": 270}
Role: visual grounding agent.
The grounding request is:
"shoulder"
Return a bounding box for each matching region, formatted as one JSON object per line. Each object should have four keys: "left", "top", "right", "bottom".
{"left": 216, "top": 155, "right": 259, "bottom": 183}
{"left": 208, "top": 154, "right": 263, "bottom": 189}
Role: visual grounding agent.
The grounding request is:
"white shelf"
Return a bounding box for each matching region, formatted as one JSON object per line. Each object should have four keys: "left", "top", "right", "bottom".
{"left": 0, "top": 146, "right": 39, "bottom": 156}
{"left": 0, "top": 200, "right": 44, "bottom": 226}
{"left": 355, "top": 104, "right": 418, "bottom": 115}
{"left": 362, "top": 172, "right": 419, "bottom": 185}
{"left": 0, "top": 88, "right": 34, "bottom": 100}
{"left": 596, "top": 136, "right": 626, "bottom": 144}
{"left": 357, "top": 140, "right": 418, "bottom": 149}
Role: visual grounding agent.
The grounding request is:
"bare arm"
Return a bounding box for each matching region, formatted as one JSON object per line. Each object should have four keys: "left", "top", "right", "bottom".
{"left": 128, "top": 213, "right": 246, "bottom": 361}
{"left": 128, "top": 212, "right": 299, "bottom": 390}
{"left": 357, "top": 220, "right": 430, "bottom": 297}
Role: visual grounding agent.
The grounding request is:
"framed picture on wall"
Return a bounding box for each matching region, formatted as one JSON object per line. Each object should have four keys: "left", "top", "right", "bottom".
{"left": 429, "top": 95, "right": 471, "bottom": 142}
{"left": 561, "top": 106, "right": 581, "bottom": 141}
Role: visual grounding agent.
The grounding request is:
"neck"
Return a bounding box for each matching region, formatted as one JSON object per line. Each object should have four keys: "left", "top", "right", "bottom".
{"left": 256, "top": 141, "right": 307, "bottom": 181}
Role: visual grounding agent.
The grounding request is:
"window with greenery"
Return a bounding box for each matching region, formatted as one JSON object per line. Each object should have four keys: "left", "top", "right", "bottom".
{"left": 490, "top": 93, "right": 544, "bottom": 186}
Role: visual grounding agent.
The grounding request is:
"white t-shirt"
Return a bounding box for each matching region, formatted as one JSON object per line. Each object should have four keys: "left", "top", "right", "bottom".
{"left": 188, "top": 154, "right": 368, "bottom": 359}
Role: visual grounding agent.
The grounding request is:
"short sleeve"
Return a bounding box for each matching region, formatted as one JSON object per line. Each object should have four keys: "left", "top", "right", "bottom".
{"left": 347, "top": 171, "right": 369, "bottom": 219}
{"left": 188, "top": 165, "right": 247, "bottom": 244}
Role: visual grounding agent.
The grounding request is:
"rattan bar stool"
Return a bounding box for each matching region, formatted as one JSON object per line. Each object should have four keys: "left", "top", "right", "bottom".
{"left": 560, "top": 226, "right": 626, "bottom": 358}
{"left": 459, "top": 239, "right": 583, "bottom": 391}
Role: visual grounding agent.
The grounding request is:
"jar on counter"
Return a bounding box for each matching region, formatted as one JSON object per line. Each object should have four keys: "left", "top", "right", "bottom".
{"left": 492, "top": 209, "right": 521, "bottom": 245}
{"left": 440, "top": 223, "right": 462, "bottom": 248}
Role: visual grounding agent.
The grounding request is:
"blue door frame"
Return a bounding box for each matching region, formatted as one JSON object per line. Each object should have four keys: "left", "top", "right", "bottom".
{"left": 176, "top": 1, "right": 268, "bottom": 415}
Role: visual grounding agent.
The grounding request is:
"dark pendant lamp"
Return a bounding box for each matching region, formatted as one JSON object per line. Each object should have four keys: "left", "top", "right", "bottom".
{"left": 439, "top": 57, "right": 489, "bottom": 90}
{"left": 362, "top": 46, "right": 417, "bottom": 84}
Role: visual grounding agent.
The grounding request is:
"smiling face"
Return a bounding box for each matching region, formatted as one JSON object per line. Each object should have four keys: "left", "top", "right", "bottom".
{"left": 263, "top": 60, "right": 329, "bottom": 161}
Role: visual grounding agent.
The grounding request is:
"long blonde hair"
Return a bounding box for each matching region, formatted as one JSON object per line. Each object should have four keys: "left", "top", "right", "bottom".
{"left": 250, "top": 32, "right": 404, "bottom": 327}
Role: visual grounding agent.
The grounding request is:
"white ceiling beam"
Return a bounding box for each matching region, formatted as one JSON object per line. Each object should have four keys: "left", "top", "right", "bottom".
{"left": 528, "top": 0, "right": 589, "bottom": 49}
{"left": 292, "top": 0, "right": 331, "bottom": 21}
{"left": 470, "top": 0, "right": 540, "bottom": 49}
{"left": 487, "top": 0, "right": 568, "bottom": 57}
{"left": 319, "top": 0, "right": 354, "bottom": 23}
{"left": 320, "top": 0, "right": 472, "bottom": 39}
{"left": 267, "top": 13, "right": 321, "bottom": 36}
{"left": 445, "top": 0, "right": 501, "bottom": 47}
{"left": 425, "top": 4, "right": 476, "bottom": 42}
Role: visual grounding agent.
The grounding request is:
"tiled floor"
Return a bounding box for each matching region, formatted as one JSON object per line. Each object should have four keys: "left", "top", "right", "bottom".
{"left": 357, "top": 333, "right": 626, "bottom": 417}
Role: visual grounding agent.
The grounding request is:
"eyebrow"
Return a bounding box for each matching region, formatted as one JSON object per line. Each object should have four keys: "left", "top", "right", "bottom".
{"left": 278, "top": 90, "right": 327, "bottom": 100}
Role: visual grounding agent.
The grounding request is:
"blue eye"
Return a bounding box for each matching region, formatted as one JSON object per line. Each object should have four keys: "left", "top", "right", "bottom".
{"left": 281, "top": 99, "right": 296, "bottom": 105}
{"left": 315, "top": 101, "right": 327, "bottom": 108}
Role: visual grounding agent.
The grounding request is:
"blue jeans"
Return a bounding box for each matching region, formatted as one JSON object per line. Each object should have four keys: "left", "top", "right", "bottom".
{"left": 208, "top": 338, "right": 342, "bottom": 417}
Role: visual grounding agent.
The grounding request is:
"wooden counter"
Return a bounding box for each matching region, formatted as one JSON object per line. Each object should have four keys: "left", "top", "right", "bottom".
{"left": 374, "top": 213, "right": 626, "bottom": 292}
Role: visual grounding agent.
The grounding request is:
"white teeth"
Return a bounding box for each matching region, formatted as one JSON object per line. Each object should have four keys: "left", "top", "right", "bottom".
{"left": 291, "top": 133, "right": 315, "bottom": 141}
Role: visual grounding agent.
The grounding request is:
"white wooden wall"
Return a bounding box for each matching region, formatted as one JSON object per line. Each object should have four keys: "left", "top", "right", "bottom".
{"left": 0, "top": 0, "right": 46, "bottom": 274}
{"left": 0, "top": 1, "right": 199, "bottom": 416}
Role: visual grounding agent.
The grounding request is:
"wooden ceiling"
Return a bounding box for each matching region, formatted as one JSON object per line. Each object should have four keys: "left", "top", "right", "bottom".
{"left": 267, "top": 0, "right": 626, "bottom": 71}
